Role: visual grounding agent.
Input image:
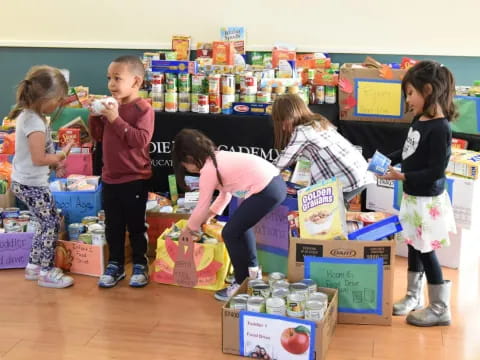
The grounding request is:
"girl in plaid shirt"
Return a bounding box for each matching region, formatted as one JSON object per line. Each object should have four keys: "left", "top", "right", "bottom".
{"left": 272, "top": 94, "right": 374, "bottom": 202}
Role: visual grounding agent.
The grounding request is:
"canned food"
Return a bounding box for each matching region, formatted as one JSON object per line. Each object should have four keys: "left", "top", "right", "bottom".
{"left": 221, "top": 74, "right": 235, "bottom": 95}
{"left": 252, "top": 283, "right": 271, "bottom": 298}
{"left": 97, "top": 210, "right": 105, "bottom": 223}
{"left": 178, "top": 73, "right": 190, "bottom": 93}
{"left": 221, "top": 94, "right": 235, "bottom": 114}
{"left": 17, "top": 215, "right": 30, "bottom": 232}
{"left": 78, "top": 233, "right": 92, "bottom": 244}
{"left": 281, "top": 169, "right": 292, "bottom": 182}
{"left": 272, "top": 288, "right": 289, "bottom": 302}
{"left": 315, "top": 85, "right": 325, "bottom": 104}
{"left": 272, "top": 279, "right": 290, "bottom": 290}
{"left": 287, "top": 85, "right": 299, "bottom": 94}
{"left": 305, "top": 299, "right": 325, "bottom": 321}
{"left": 197, "top": 94, "right": 209, "bottom": 113}
{"left": 256, "top": 91, "right": 271, "bottom": 104}
{"left": 268, "top": 272, "right": 286, "bottom": 287}
{"left": 247, "top": 296, "right": 265, "bottom": 313}
{"left": 26, "top": 220, "right": 39, "bottom": 234}
{"left": 301, "top": 278, "right": 317, "bottom": 294}
{"left": 68, "top": 223, "right": 85, "bottom": 241}
{"left": 287, "top": 292, "right": 306, "bottom": 318}
{"left": 165, "top": 73, "right": 177, "bottom": 93}
{"left": 244, "top": 75, "right": 257, "bottom": 95}
{"left": 152, "top": 72, "right": 165, "bottom": 85}
{"left": 209, "top": 93, "right": 221, "bottom": 114}
{"left": 309, "top": 291, "right": 329, "bottom": 307}
{"left": 82, "top": 216, "right": 98, "bottom": 225}
{"left": 5, "top": 221, "right": 22, "bottom": 233}
{"left": 19, "top": 210, "right": 32, "bottom": 216}
{"left": 165, "top": 92, "right": 178, "bottom": 112}
{"left": 91, "top": 229, "right": 106, "bottom": 246}
{"left": 290, "top": 282, "right": 309, "bottom": 298}
{"left": 248, "top": 279, "right": 265, "bottom": 296}
{"left": 208, "top": 74, "right": 221, "bottom": 94}
{"left": 325, "top": 86, "right": 337, "bottom": 104}
{"left": 230, "top": 295, "right": 248, "bottom": 310}
{"left": 241, "top": 94, "right": 256, "bottom": 103}
{"left": 178, "top": 92, "right": 191, "bottom": 112}
{"left": 190, "top": 93, "right": 199, "bottom": 113}
{"left": 191, "top": 75, "right": 207, "bottom": 94}
{"left": 274, "top": 86, "right": 286, "bottom": 95}
{"left": 151, "top": 91, "right": 165, "bottom": 111}
{"left": 266, "top": 297, "right": 286, "bottom": 316}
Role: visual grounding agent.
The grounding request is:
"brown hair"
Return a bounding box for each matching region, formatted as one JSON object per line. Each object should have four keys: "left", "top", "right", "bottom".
{"left": 172, "top": 129, "right": 223, "bottom": 191}
{"left": 402, "top": 60, "right": 458, "bottom": 121}
{"left": 112, "top": 55, "right": 145, "bottom": 78}
{"left": 8, "top": 65, "right": 68, "bottom": 120}
{"left": 272, "top": 94, "right": 334, "bottom": 150}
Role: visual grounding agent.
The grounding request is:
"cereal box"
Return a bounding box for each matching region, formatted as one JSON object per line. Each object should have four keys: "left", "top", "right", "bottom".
{"left": 297, "top": 178, "right": 348, "bottom": 240}
{"left": 447, "top": 148, "right": 480, "bottom": 180}
{"left": 172, "top": 35, "right": 191, "bottom": 61}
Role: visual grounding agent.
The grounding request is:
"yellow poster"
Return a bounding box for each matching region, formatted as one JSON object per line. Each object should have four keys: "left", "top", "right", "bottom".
{"left": 356, "top": 80, "right": 402, "bottom": 117}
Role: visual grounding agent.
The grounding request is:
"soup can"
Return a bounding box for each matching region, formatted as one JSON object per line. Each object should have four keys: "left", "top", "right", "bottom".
{"left": 178, "top": 92, "right": 191, "bottom": 112}
{"left": 178, "top": 73, "right": 190, "bottom": 93}
{"left": 221, "top": 74, "right": 235, "bottom": 95}
{"left": 191, "top": 75, "right": 207, "bottom": 94}
{"left": 301, "top": 278, "right": 317, "bottom": 295}
{"left": 248, "top": 279, "right": 266, "bottom": 296}
{"left": 191, "top": 93, "right": 200, "bottom": 113}
{"left": 165, "top": 73, "right": 177, "bottom": 92}
{"left": 221, "top": 94, "right": 235, "bottom": 114}
{"left": 78, "top": 233, "right": 92, "bottom": 245}
{"left": 197, "top": 94, "right": 209, "bottom": 113}
{"left": 272, "top": 288, "right": 290, "bottom": 302}
{"left": 305, "top": 299, "right": 325, "bottom": 321}
{"left": 209, "top": 93, "right": 221, "bottom": 114}
{"left": 287, "top": 292, "right": 306, "bottom": 318}
{"left": 208, "top": 74, "right": 221, "bottom": 94}
{"left": 247, "top": 296, "right": 265, "bottom": 313}
{"left": 68, "top": 223, "right": 85, "bottom": 241}
{"left": 268, "top": 272, "right": 286, "bottom": 287}
{"left": 230, "top": 295, "right": 248, "bottom": 311}
{"left": 3, "top": 207, "right": 20, "bottom": 219}
{"left": 252, "top": 283, "right": 271, "bottom": 298}
{"left": 272, "top": 279, "right": 290, "bottom": 290}
{"left": 290, "top": 282, "right": 309, "bottom": 299}
{"left": 92, "top": 229, "right": 106, "bottom": 246}
{"left": 266, "top": 297, "right": 286, "bottom": 316}
{"left": 165, "top": 92, "right": 178, "bottom": 112}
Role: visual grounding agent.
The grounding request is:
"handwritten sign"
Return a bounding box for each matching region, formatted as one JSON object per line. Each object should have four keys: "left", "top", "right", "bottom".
{"left": 304, "top": 257, "right": 383, "bottom": 315}
{"left": 52, "top": 183, "right": 102, "bottom": 224}
{"left": 55, "top": 240, "right": 106, "bottom": 276}
{"left": 240, "top": 312, "right": 315, "bottom": 360}
{"left": 355, "top": 79, "right": 403, "bottom": 118}
{"left": 0, "top": 232, "right": 33, "bottom": 269}
{"left": 254, "top": 204, "right": 290, "bottom": 253}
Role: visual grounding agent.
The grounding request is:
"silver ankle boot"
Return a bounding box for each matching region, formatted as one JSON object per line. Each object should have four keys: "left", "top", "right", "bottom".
{"left": 393, "top": 271, "right": 425, "bottom": 316}
{"left": 406, "top": 280, "right": 451, "bottom": 327}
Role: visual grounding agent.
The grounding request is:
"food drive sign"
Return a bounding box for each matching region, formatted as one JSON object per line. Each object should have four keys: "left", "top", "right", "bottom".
{"left": 239, "top": 312, "right": 315, "bottom": 360}
{"left": 0, "top": 232, "right": 33, "bottom": 269}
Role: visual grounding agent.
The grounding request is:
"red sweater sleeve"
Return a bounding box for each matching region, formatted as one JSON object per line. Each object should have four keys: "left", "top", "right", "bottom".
{"left": 109, "top": 107, "right": 154, "bottom": 148}
{"left": 88, "top": 114, "right": 105, "bottom": 142}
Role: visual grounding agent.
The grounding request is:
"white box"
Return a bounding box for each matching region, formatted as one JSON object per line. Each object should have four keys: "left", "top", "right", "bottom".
{"left": 366, "top": 179, "right": 398, "bottom": 215}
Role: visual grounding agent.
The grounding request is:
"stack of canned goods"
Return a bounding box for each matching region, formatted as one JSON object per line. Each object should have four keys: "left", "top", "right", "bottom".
{"left": 0, "top": 208, "right": 39, "bottom": 233}
{"left": 229, "top": 272, "right": 329, "bottom": 321}
{"left": 67, "top": 210, "right": 106, "bottom": 245}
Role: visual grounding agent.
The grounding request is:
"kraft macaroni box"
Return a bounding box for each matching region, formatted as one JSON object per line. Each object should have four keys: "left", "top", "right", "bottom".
{"left": 297, "top": 178, "right": 348, "bottom": 240}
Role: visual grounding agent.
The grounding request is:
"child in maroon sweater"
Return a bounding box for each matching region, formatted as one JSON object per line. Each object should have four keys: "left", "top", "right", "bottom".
{"left": 89, "top": 55, "right": 154, "bottom": 288}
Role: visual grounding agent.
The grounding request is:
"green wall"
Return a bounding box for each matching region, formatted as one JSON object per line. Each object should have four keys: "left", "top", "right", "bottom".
{"left": 1, "top": 47, "right": 480, "bottom": 118}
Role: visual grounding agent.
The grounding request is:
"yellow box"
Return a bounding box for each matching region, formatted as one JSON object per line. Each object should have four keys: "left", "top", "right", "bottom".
{"left": 447, "top": 148, "right": 480, "bottom": 180}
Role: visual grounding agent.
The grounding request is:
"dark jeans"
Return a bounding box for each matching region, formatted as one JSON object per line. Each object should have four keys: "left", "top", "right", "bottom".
{"left": 408, "top": 245, "right": 444, "bottom": 284}
{"left": 222, "top": 175, "right": 287, "bottom": 284}
{"left": 103, "top": 179, "right": 149, "bottom": 266}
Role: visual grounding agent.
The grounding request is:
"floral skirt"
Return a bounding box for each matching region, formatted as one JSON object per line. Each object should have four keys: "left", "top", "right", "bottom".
{"left": 397, "top": 191, "right": 456, "bottom": 253}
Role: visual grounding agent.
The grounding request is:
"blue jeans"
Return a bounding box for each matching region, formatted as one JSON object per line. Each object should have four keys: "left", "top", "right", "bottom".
{"left": 222, "top": 175, "right": 287, "bottom": 284}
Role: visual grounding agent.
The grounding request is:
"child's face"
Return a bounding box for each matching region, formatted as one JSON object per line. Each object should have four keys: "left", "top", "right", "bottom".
{"left": 107, "top": 62, "right": 141, "bottom": 104}
{"left": 405, "top": 83, "right": 425, "bottom": 116}
{"left": 40, "top": 96, "right": 64, "bottom": 114}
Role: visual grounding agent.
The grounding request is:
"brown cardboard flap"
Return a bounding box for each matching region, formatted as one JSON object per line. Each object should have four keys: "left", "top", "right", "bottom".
{"left": 339, "top": 63, "right": 414, "bottom": 124}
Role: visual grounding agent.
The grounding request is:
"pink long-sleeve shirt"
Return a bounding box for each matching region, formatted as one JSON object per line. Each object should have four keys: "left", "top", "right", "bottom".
{"left": 89, "top": 98, "right": 154, "bottom": 184}
{"left": 187, "top": 151, "right": 280, "bottom": 231}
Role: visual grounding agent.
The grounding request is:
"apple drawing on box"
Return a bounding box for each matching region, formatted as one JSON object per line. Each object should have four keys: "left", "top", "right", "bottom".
{"left": 280, "top": 326, "right": 310, "bottom": 355}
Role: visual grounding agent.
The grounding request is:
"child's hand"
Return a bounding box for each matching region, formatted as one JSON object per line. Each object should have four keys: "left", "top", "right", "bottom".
{"left": 56, "top": 162, "right": 66, "bottom": 178}
{"left": 101, "top": 101, "right": 119, "bottom": 123}
{"left": 62, "top": 141, "right": 74, "bottom": 157}
{"left": 376, "top": 166, "right": 405, "bottom": 181}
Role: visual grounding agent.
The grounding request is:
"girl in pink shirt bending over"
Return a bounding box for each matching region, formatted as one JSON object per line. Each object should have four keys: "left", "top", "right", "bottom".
{"left": 173, "top": 129, "right": 287, "bottom": 301}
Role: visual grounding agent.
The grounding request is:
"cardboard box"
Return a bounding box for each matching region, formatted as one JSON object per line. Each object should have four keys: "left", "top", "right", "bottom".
{"left": 232, "top": 102, "right": 273, "bottom": 116}
{"left": 0, "top": 232, "right": 33, "bottom": 269}
{"left": 212, "top": 41, "right": 235, "bottom": 65}
{"left": 146, "top": 212, "right": 190, "bottom": 257}
{"left": 55, "top": 239, "right": 108, "bottom": 277}
{"left": 339, "top": 63, "right": 414, "bottom": 123}
{"left": 222, "top": 279, "right": 338, "bottom": 360}
{"left": 0, "top": 190, "right": 16, "bottom": 209}
{"left": 447, "top": 148, "right": 480, "bottom": 180}
{"left": 288, "top": 237, "right": 395, "bottom": 325}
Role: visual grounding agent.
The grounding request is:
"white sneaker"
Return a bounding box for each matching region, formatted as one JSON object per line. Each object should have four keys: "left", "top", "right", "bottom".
{"left": 25, "top": 263, "right": 41, "bottom": 280}
{"left": 248, "top": 266, "right": 262, "bottom": 280}
{"left": 214, "top": 282, "right": 241, "bottom": 301}
{"left": 38, "top": 268, "right": 74, "bottom": 288}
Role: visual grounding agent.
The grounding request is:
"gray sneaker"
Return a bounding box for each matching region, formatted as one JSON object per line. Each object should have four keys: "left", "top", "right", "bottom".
{"left": 129, "top": 264, "right": 149, "bottom": 288}
{"left": 98, "top": 262, "right": 126, "bottom": 288}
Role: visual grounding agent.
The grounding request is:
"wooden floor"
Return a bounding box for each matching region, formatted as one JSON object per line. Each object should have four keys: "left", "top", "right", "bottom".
{"left": 0, "top": 254, "right": 479, "bottom": 360}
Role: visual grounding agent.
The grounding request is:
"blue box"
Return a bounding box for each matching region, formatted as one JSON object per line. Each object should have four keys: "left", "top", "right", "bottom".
{"left": 232, "top": 102, "right": 272, "bottom": 116}
{"left": 348, "top": 215, "right": 402, "bottom": 241}
{"left": 151, "top": 60, "right": 197, "bottom": 74}
{"left": 52, "top": 181, "right": 102, "bottom": 224}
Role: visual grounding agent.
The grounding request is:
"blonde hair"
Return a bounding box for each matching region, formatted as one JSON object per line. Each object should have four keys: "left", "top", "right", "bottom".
{"left": 272, "top": 94, "right": 333, "bottom": 150}
{"left": 8, "top": 65, "right": 68, "bottom": 120}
